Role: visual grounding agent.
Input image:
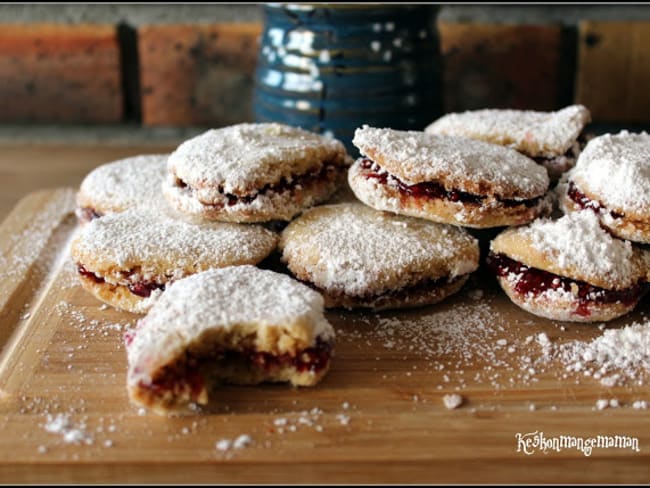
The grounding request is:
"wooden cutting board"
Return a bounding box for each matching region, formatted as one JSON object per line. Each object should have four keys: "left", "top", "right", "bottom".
{"left": 0, "top": 188, "right": 649, "bottom": 483}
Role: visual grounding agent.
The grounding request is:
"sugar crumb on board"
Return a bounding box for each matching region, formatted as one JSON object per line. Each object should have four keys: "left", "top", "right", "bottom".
{"left": 442, "top": 394, "right": 464, "bottom": 410}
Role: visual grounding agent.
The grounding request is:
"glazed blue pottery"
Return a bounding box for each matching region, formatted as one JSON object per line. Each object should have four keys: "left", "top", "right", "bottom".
{"left": 253, "top": 3, "right": 440, "bottom": 154}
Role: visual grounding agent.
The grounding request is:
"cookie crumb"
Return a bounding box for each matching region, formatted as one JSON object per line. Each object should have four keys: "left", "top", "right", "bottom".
{"left": 233, "top": 434, "right": 252, "bottom": 449}
{"left": 336, "top": 414, "right": 350, "bottom": 426}
{"left": 215, "top": 439, "right": 232, "bottom": 451}
{"left": 595, "top": 399, "right": 610, "bottom": 410}
{"left": 442, "top": 394, "right": 463, "bottom": 409}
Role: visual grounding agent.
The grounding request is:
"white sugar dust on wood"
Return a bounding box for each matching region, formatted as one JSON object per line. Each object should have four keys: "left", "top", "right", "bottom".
{"left": 549, "top": 320, "right": 650, "bottom": 387}
{"left": 338, "top": 287, "right": 650, "bottom": 397}
{"left": 337, "top": 291, "right": 537, "bottom": 390}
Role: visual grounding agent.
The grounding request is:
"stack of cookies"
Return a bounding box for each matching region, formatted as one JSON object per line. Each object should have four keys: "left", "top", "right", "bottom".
{"left": 70, "top": 105, "right": 650, "bottom": 414}
{"left": 71, "top": 123, "right": 352, "bottom": 413}
{"left": 419, "top": 108, "right": 649, "bottom": 323}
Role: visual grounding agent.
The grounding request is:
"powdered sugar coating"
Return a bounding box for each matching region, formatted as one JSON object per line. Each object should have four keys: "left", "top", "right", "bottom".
{"left": 493, "top": 210, "right": 640, "bottom": 289}
{"left": 77, "top": 154, "right": 168, "bottom": 215}
{"left": 279, "top": 203, "right": 479, "bottom": 297}
{"left": 126, "top": 266, "right": 334, "bottom": 386}
{"left": 167, "top": 123, "right": 350, "bottom": 198}
{"left": 352, "top": 126, "right": 548, "bottom": 199}
{"left": 71, "top": 207, "right": 278, "bottom": 284}
{"left": 570, "top": 131, "right": 650, "bottom": 215}
{"left": 425, "top": 105, "right": 591, "bottom": 157}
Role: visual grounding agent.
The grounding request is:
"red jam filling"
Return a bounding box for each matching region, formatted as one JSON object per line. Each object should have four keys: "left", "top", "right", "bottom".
{"left": 140, "top": 338, "right": 333, "bottom": 400}
{"left": 246, "top": 338, "right": 333, "bottom": 374}
{"left": 77, "top": 207, "right": 103, "bottom": 222}
{"left": 143, "top": 368, "right": 205, "bottom": 403}
{"left": 77, "top": 264, "right": 104, "bottom": 284}
{"left": 567, "top": 181, "right": 624, "bottom": 219}
{"left": 486, "top": 252, "right": 642, "bottom": 316}
{"left": 176, "top": 162, "right": 341, "bottom": 207}
{"left": 77, "top": 264, "right": 165, "bottom": 298}
{"left": 359, "top": 159, "right": 541, "bottom": 208}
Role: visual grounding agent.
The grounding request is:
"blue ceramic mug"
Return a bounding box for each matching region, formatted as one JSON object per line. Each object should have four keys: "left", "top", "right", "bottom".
{"left": 253, "top": 3, "right": 440, "bottom": 154}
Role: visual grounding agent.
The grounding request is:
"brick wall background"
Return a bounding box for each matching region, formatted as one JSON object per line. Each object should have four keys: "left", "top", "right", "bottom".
{"left": 2, "top": 4, "right": 650, "bottom": 130}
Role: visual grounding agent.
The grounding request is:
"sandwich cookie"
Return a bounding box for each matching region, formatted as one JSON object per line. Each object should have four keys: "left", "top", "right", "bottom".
{"left": 163, "top": 123, "right": 352, "bottom": 223}
{"left": 425, "top": 105, "right": 591, "bottom": 180}
{"left": 125, "top": 266, "right": 335, "bottom": 414}
{"left": 76, "top": 154, "right": 168, "bottom": 223}
{"left": 559, "top": 131, "right": 650, "bottom": 244}
{"left": 279, "top": 203, "right": 480, "bottom": 310}
{"left": 71, "top": 208, "right": 278, "bottom": 314}
{"left": 487, "top": 211, "right": 647, "bottom": 323}
{"left": 349, "top": 126, "right": 551, "bottom": 228}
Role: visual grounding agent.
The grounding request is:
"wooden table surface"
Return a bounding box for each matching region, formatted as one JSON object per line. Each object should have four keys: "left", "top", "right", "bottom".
{"left": 1, "top": 144, "right": 649, "bottom": 483}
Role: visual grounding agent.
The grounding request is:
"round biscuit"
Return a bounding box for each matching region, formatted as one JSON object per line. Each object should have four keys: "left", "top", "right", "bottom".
{"left": 126, "top": 266, "right": 334, "bottom": 413}
{"left": 76, "top": 154, "right": 168, "bottom": 220}
{"left": 164, "top": 123, "right": 352, "bottom": 222}
{"left": 490, "top": 211, "right": 647, "bottom": 290}
{"left": 352, "top": 126, "right": 549, "bottom": 200}
{"left": 425, "top": 104, "right": 591, "bottom": 158}
{"left": 348, "top": 159, "right": 552, "bottom": 228}
{"left": 70, "top": 207, "right": 278, "bottom": 312}
{"left": 279, "top": 202, "right": 479, "bottom": 308}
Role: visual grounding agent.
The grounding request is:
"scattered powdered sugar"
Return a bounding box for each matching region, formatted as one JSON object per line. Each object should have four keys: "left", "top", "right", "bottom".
{"left": 337, "top": 292, "right": 545, "bottom": 390}
{"left": 76, "top": 154, "right": 169, "bottom": 214}
{"left": 352, "top": 125, "right": 549, "bottom": 199}
{"left": 280, "top": 203, "right": 478, "bottom": 297}
{"left": 425, "top": 105, "right": 591, "bottom": 157}
{"left": 0, "top": 189, "right": 76, "bottom": 282}
{"left": 215, "top": 439, "right": 232, "bottom": 451}
{"left": 571, "top": 131, "right": 650, "bottom": 213}
{"left": 558, "top": 321, "right": 650, "bottom": 386}
{"left": 44, "top": 414, "right": 93, "bottom": 445}
{"left": 216, "top": 434, "right": 253, "bottom": 452}
{"left": 335, "top": 414, "right": 351, "bottom": 426}
{"left": 518, "top": 210, "right": 639, "bottom": 287}
{"left": 442, "top": 394, "right": 464, "bottom": 409}
{"left": 594, "top": 399, "right": 619, "bottom": 410}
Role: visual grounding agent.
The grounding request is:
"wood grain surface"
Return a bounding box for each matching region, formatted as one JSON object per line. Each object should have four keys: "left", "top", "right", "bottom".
{"left": 0, "top": 188, "right": 649, "bottom": 483}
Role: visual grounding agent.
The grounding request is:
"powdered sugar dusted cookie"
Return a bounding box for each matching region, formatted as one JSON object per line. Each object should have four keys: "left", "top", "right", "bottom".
{"left": 71, "top": 208, "right": 278, "bottom": 314}
{"left": 425, "top": 105, "right": 591, "bottom": 180}
{"left": 349, "top": 126, "right": 551, "bottom": 228}
{"left": 125, "top": 265, "right": 334, "bottom": 414}
{"left": 76, "top": 154, "right": 168, "bottom": 223}
{"left": 163, "top": 123, "right": 352, "bottom": 223}
{"left": 559, "top": 131, "right": 650, "bottom": 244}
{"left": 488, "top": 211, "right": 647, "bottom": 323}
{"left": 279, "top": 203, "right": 480, "bottom": 310}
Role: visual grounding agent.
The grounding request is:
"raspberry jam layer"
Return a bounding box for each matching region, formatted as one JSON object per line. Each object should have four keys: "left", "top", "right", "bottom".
{"left": 176, "top": 161, "right": 342, "bottom": 207}
{"left": 567, "top": 181, "right": 624, "bottom": 219}
{"left": 77, "top": 264, "right": 165, "bottom": 298}
{"left": 486, "top": 252, "right": 642, "bottom": 316}
{"left": 77, "top": 207, "right": 103, "bottom": 222}
{"left": 359, "top": 159, "right": 541, "bottom": 208}
{"left": 139, "top": 338, "right": 333, "bottom": 402}
{"left": 246, "top": 337, "right": 333, "bottom": 374}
